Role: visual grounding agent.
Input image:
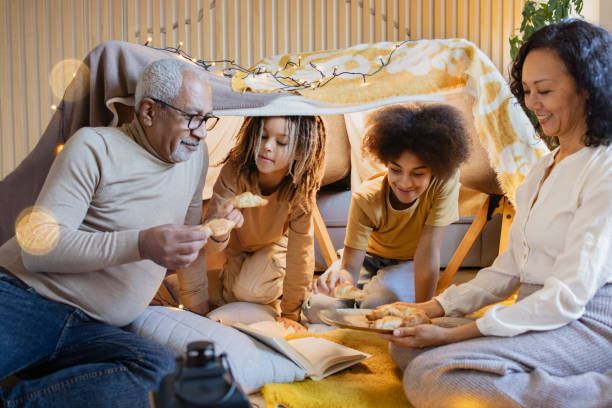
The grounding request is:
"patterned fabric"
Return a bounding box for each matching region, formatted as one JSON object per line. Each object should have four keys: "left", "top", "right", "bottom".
{"left": 232, "top": 39, "right": 550, "bottom": 202}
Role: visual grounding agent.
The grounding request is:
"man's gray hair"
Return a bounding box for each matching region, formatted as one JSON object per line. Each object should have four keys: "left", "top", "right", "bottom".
{"left": 134, "top": 58, "right": 207, "bottom": 114}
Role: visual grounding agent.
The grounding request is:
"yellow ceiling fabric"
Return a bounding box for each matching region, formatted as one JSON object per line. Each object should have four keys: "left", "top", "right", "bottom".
{"left": 232, "top": 39, "right": 549, "bottom": 202}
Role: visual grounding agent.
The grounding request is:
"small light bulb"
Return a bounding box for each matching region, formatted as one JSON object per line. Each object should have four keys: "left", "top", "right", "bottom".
{"left": 148, "top": 37, "right": 152, "bottom": 43}
{"left": 55, "top": 144, "right": 64, "bottom": 155}
{"left": 178, "top": 304, "right": 184, "bottom": 310}
{"left": 211, "top": 62, "right": 216, "bottom": 66}
{"left": 51, "top": 104, "right": 57, "bottom": 110}
{"left": 72, "top": 72, "right": 76, "bottom": 78}
{"left": 178, "top": 41, "right": 184, "bottom": 47}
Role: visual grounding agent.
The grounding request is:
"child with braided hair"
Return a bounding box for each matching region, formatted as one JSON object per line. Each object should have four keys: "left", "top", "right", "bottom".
{"left": 205, "top": 116, "right": 325, "bottom": 330}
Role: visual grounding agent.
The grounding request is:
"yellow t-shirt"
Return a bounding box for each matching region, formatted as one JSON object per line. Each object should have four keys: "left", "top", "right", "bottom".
{"left": 344, "top": 171, "right": 460, "bottom": 260}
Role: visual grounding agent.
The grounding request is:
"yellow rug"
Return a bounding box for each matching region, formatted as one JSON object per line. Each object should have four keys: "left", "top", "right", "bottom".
{"left": 261, "top": 296, "right": 518, "bottom": 408}
{"left": 261, "top": 329, "right": 412, "bottom": 408}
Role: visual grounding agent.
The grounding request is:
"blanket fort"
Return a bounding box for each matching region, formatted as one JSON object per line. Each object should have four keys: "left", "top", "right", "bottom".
{"left": 0, "top": 39, "right": 546, "bottom": 245}
{"left": 232, "top": 38, "right": 549, "bottom": 202}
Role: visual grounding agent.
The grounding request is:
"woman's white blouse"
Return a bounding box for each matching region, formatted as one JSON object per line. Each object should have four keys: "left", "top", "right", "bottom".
{"left": 436, "top": 144, "right": 612, "bottom": 337}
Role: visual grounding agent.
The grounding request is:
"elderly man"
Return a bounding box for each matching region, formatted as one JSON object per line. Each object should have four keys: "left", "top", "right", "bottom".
{"left": 0, "top": 58, "right": 215, "bottom": 407}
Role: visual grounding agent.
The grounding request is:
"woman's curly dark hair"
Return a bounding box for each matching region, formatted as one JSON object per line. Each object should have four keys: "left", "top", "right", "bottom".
{"left": 510, "top": 19, "right": 612, "bottom": 146}
{"left": 362, "top": 104, "right": 470, "bottom": 180}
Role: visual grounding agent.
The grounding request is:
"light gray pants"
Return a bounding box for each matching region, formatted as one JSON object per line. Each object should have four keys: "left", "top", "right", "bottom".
{"left": 302, "top": 252, "right": 415, "bottom": 323}
{"left": 389, "top": 283, "right": 612, "bottom": 408}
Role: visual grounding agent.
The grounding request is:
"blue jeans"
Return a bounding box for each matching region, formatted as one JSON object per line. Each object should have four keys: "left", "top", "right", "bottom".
{"left": 0, "top": 267, "right": 178, "bottom": 408}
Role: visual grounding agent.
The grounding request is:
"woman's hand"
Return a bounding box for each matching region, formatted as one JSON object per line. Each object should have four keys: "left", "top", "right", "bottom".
{"left": 276, "top": 317, "right": 306, "bottom": 332}
{"left": 379, "top": 324, "right": 452, "bottom": 348}
{"left": 381, "top": 299, "right": 445, "bottom": 319}
{"left": 313, "top": 268, "right": 354, "bottom": 296}
{"left": 379, "top": 321, "right": 482, "bottom": 348}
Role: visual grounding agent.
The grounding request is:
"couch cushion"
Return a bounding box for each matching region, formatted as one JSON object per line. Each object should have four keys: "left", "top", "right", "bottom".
{"left": 127, "top": 306, "right": 306, "bottom": 394}
{"left": 344, "top": 95, "right": 503, "bottom": 195}
{"left": 320, "top": 115, "right": 351, "bottom": 186}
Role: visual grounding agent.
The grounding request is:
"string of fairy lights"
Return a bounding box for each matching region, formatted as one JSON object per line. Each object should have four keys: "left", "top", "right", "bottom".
{"left": 143, "top": 37, "right": 410, "bottom": 91}
{"left": 49, "top": 38, "right": 410, "bottom": 150}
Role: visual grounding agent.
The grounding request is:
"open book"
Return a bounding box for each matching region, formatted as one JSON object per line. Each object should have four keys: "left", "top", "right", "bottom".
{"left": 232, "top": 322, "right": 371, "bottom": 381}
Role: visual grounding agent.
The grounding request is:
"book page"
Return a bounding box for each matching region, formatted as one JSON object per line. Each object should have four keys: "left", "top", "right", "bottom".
{"left": 232, "top": 322, "right": 370, "bottom": 380}
{"left": 287, "top": 337, "right": 370, "bottom": 380}
{"left": 231, "top": 322, "right": 314, "bottom": 372}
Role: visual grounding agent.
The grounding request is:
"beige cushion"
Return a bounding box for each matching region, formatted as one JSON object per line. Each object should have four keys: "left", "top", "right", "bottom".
{"left": 344, "top": 95, "right": 503, "bottom": 195}
{"left": 320, "top": 115, "right": 351, "bottom": 186}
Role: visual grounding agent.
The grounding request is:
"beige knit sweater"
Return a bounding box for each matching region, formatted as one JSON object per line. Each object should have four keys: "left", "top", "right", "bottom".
{"left": 0, "top": 119, "right": 207, "bottom": 326}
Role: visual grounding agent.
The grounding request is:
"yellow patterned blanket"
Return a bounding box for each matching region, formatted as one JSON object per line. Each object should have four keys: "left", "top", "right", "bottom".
{"left": 232, "top": 39, "right": 549, "bottom": 202}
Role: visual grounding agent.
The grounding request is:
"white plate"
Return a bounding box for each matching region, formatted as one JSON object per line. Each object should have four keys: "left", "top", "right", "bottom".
{"left": 318, "top": 308, "right": 393, "bottom": 334}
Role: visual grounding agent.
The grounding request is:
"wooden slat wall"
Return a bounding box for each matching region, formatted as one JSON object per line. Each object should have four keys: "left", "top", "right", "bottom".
{"left": 0, "top": 0, "right": 526, "bottom": 179}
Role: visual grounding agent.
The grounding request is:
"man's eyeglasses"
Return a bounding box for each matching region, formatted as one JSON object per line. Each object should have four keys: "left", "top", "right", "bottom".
{"left": 150, "top": 97, "right": 219, "bottom": 131}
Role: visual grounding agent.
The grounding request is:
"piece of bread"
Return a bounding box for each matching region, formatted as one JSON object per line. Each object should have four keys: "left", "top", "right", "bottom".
{"left": 198, "top": 218, "right": 236, "bottom": 236}
{"left": 366, "top": 304, "right": 424, "bottom": 321}
{"left": 333, "top": 282, "right": 364, "bottom": 300}
{"left": 372, "top": 315, "right": 404, "bottom": 330}
{"left": 401, "top": 309, "right": 431, "bottom": 326}
{"left": 231, "top": 192, "right": 268, "bottom": 208}
{"left": 370, "top": 310, "right": 431, "bottom": 331}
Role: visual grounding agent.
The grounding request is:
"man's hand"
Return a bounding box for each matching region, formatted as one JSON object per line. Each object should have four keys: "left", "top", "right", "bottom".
{"left": 313, "top": 267, "right": 353, "bottom": 296}
{"left": 276, "top": 317, "right": 306, "bottom": 332}
{"left": 139, "top": 224, "right": 210, "bottom": 269}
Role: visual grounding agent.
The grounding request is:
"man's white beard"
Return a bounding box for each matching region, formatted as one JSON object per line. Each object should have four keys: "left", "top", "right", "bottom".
{"left": 169, "top": 139, "right": 197, "bottom": 162}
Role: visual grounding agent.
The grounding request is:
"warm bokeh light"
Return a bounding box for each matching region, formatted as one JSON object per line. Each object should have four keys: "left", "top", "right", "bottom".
{"left": 446, "top": 396, "right": 488, "bottom": 408}
{"left": 15, "top": 206, "right": 60, "bottom": 256}
{"left": 49, "top": 59, "right": 90, "bottom": 101}
{"left": 55, "top": 144, "right": 64, "bottom": 155}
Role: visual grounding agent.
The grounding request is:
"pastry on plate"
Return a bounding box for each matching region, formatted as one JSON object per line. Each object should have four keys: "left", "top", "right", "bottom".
{"left": 366, "top": 303, "right": 429, "bottom": 323}
{"left": 369, "top": 310, "right": 430, "bottom": 331}
{"left": 401, "top": 309, "right": 431, "bottom": 326}
{"left": 198, "top": 218, "right": 236, "bottom": 236}
{"left": 333, "top": 282, "right": 364, "bottom": 300}
{"left": 372, "top": 315, "right": 404, "bottom": 330}
{"left": 231, "top": 192, "right": 269, "bottom": 208}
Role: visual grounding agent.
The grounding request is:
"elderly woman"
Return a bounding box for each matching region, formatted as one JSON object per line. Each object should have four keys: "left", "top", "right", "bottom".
{"left": 382, "top": 19, "right": 612, "bottom": 408}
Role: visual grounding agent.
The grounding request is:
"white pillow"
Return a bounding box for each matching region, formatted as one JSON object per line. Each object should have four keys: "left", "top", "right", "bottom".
{"left": 127, "top": 306, "right": 306, "bottom": 393}
{"left": 207, "top": 301, "right": 278, "bottom": 324}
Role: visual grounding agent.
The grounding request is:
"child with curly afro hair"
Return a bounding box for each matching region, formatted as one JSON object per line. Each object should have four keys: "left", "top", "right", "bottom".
{"left": 305, "top": 104, "right": 470, "bottom": 320}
